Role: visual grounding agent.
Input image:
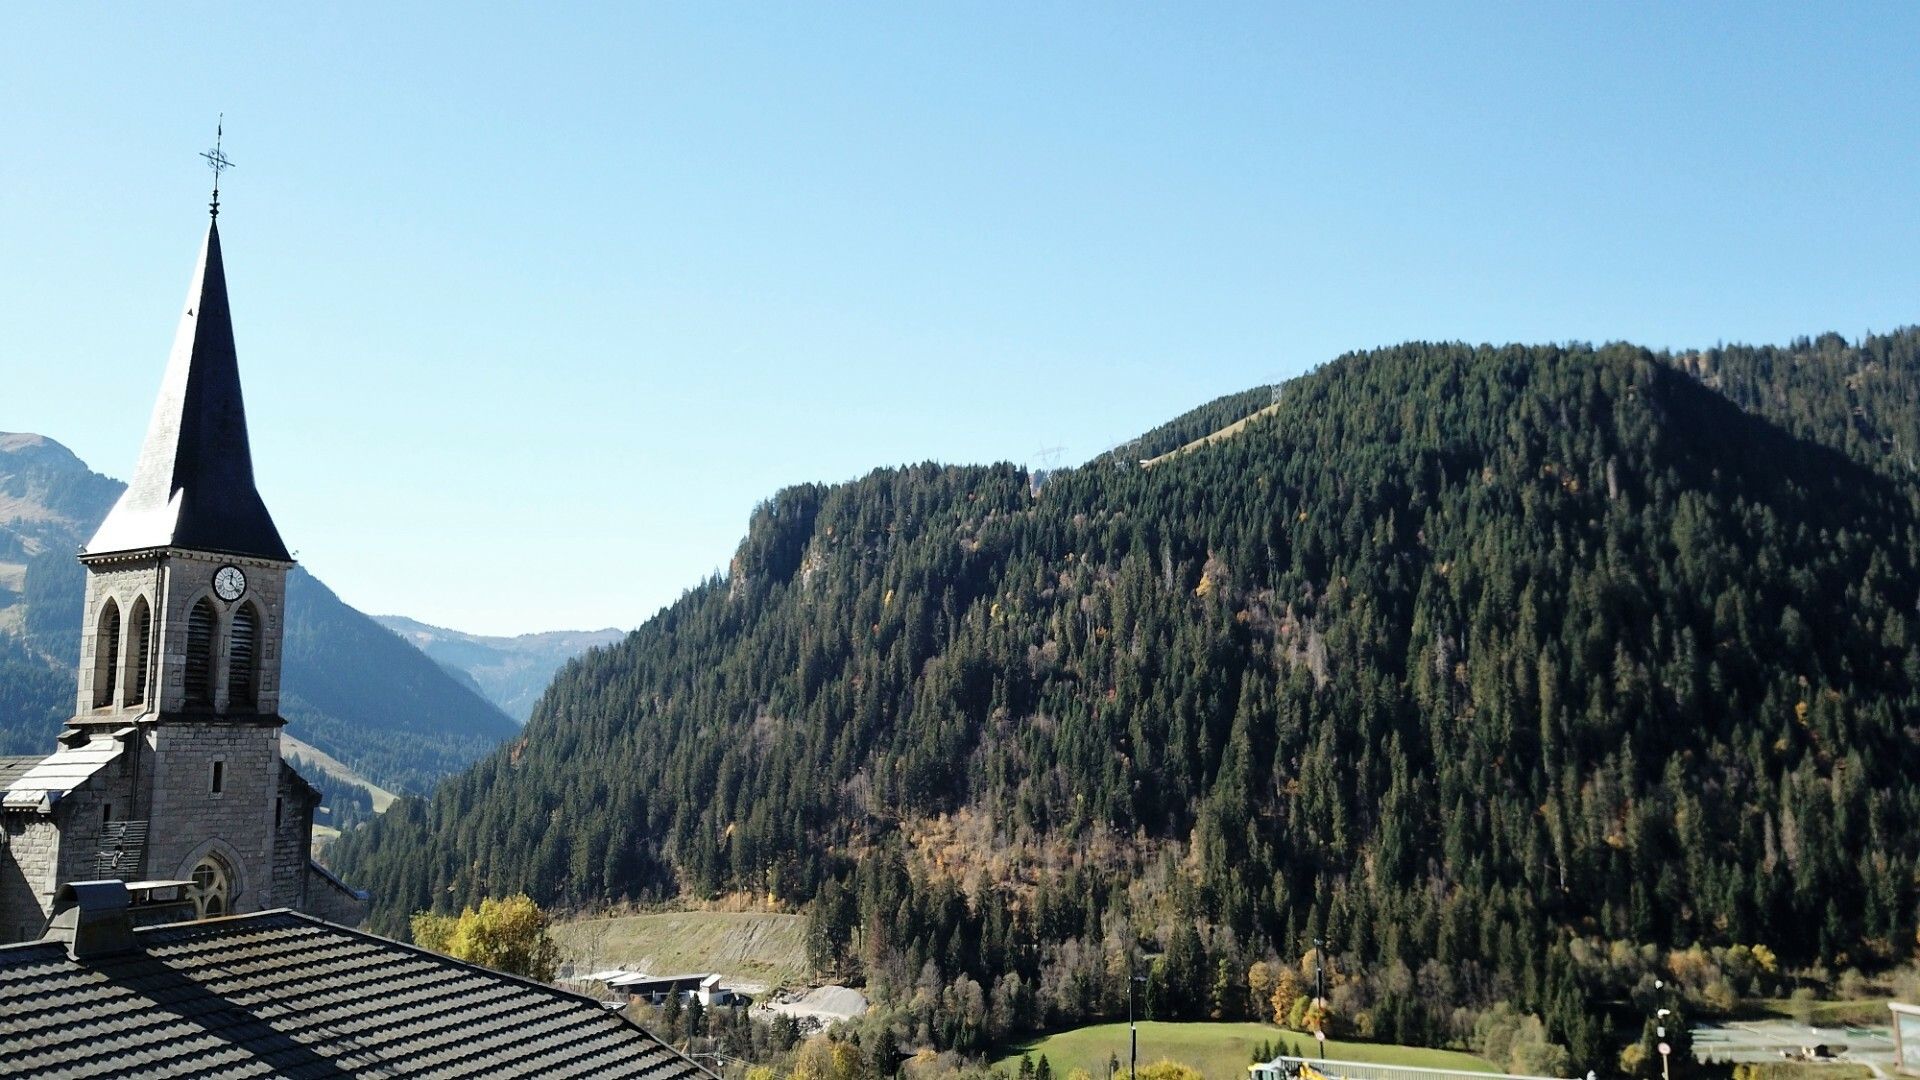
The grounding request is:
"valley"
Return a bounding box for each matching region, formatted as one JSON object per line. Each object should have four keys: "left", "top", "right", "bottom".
{"left": 374, "top": 615, "right": 625, "bottom": 723}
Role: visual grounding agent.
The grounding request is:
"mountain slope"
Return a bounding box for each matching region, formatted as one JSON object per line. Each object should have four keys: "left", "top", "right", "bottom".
{"left": 373, "top": 615, "right": 624, "bottom": 722}
{"left": 0, "top": 433, "right": 520, "bottom": 792}
{"left": 1673, "top": 328, "right": 1920, "bottom": 481}
{"left": 330, "top": 333, "right": 1920, "bottom": 1057}
{"left": 1101, "top": 384, "right": 1277, "bottom": 464}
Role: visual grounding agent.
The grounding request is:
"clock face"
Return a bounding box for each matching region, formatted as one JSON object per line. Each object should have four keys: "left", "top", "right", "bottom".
{"left": 213, "top": 565, "right": 248, "bottom": 602}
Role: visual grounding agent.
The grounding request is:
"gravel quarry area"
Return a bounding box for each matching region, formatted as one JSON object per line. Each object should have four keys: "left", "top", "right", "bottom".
{"left": 756, "top": 985, "right": 870, "bottom": 1031}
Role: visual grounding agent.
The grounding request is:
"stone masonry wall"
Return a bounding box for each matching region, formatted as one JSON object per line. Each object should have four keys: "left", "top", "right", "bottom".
{"left": 304, "top": 863, "right": 369, "bottom": 927}
{"left": 74, "top": 558, "right": 163, "bottom": 719}
{"left": 143, "top": 723, "right": 280, "bottom": 913}
{"left": 0, "top": 816, "right": 61, "bottom": 943}
{"left": 151, "top": 553, "right": 289, "bottom": 717}
{"left": 272, "top": 763, "right": 313, "bottom": 909}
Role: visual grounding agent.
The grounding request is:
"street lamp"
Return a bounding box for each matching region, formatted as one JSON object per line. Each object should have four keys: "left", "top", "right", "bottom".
{"left": 1128, "top": 967, "right": 1148, "bottom": 1079}
{"left": 1312, "top": 938, "right": 1327, "bottom": 1062}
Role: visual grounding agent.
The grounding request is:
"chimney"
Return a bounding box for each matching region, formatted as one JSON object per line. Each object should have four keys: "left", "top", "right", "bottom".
{"left": 47, "top": 880, "right": 137, "bottom": 960}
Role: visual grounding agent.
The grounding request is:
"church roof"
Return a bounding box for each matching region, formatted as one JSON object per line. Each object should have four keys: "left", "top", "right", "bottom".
{"left": 1, "top": 743, "right": 123, "bottom": 812}
{"left": 0, "top": 756, "right": 41, "bottom": 792}
{"left": 0, "top": 909, "right": 713, "bottom": 1079}
{"left": 86, "top": 219, "right": 291, "bottom": 562}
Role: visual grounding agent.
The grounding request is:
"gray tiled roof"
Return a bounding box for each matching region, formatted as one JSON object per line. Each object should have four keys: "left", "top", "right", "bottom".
{"left": 0, "top": 755, "right": 41, "bottom": 791}
{"left": 0, "top": 910, "right": 713, "bottom": 1079}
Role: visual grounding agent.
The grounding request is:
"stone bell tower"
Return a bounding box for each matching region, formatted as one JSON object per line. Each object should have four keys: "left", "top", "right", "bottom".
{"left": 0, "top": 159, "right": 366, "bottom": 941}
{"left": 69, "top": 209, "right": 298, "bottom": 916}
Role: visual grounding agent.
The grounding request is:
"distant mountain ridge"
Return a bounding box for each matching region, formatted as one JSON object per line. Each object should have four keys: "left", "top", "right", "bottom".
{"left": 373, "top": 615, "right": 625, "bottom": 722}
{"left": 0, "top": 432, "right": 520, "bottom": 795}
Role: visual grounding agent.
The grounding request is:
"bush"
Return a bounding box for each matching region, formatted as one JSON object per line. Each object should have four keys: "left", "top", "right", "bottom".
{"left": 1473, "top": 1002, "right": 1573, "bottom": 1077}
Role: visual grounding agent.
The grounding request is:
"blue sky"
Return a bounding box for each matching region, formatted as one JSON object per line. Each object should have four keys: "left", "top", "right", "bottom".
{"left": 3, "top": 4, "right": 1916, "bottom": 634}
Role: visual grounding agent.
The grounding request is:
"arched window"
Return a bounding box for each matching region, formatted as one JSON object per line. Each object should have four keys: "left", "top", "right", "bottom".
{"left": 190, "top": 855, "right": 232, "bottom": 918}
{"left": 227, "top": 603, "right": 258, "bottom": 708}
{"left": 92, "top": 599, "right": 121, "bottom": 708}
{"left": 184, "top": 598, "right": 217, "bottom": 707}
{"left": 125, "top": 596, "right": 152, "bottom": 707}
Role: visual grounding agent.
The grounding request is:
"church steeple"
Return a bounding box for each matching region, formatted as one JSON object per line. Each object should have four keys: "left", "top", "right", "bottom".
{"left": 86, "top": 219, "right": 290, "bottom": 561}
{"left": 75, "top": 200, "right": 295, "bottom": 726}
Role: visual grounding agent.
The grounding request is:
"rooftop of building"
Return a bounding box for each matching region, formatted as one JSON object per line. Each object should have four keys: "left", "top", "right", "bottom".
{"left": 0, "top": 903, "right": 712, "bottom": 1079}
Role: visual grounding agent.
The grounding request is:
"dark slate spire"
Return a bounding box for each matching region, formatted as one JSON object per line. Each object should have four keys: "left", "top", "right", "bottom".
{"left": 87, "top": 220, "right": 291, "bottom": 561}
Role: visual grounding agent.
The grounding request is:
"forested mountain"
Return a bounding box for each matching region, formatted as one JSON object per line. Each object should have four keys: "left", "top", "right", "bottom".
{"left": 373, "top": 615, "right": 624, "bottom": 722}
{"left": 0, "top": 433, "right": 519, "bottom": 793}
{"left": 330, "top": 330, "right": 1920, "bottom": 1064}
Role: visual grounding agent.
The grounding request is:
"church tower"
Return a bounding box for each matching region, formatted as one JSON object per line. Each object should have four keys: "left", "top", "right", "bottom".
{"left": 81, "top": 217, "right": 292, "bottom": 722}
{"left": 0, "top": 163, "right": 366, "bottom": 941}
{"left": 68, "top": 212, "right": 299, "bottom": 916}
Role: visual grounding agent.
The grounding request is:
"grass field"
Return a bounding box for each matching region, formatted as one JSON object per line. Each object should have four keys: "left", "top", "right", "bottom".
{"left": 550, "top": 910, "right": 810, "bottom": 991}
{"left": 1745, "top": 998, "right": 1894, "bottom": 1027}
{"left": 994, "top": 1021, "right": 1498, "bottom": 1079}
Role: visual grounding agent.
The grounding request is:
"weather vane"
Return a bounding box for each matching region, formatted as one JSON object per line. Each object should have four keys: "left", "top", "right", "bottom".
{"left": 200, "top": 115, "right": 234, "bottom": 218}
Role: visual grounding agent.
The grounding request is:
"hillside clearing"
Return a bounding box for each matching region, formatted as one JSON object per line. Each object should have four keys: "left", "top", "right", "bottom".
{"left": 994, "top": 1022, "right": 1499, "bottom": 1078}
{"left": 281, "top": 731, "right": 398, "bottom": 812}
{"left": 1139, "top": 401, "right": 1283, "bottom": 466}
{"left": 551, "top": 910, "right": 810, "bottom": 992}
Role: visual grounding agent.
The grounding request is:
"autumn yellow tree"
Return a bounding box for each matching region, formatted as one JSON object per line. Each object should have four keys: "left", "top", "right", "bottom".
{"left": 789, "top": 1037, "right": 864, "bottom": 1080}
{"left": 1248, "top": 961, "right": 1275, "bottom": 1020}
{"left": 1269, "top": 965, "right": 1301, "bottom": 1027}
{"left": 409, "top": 894, "right": 560, "bottom": 982}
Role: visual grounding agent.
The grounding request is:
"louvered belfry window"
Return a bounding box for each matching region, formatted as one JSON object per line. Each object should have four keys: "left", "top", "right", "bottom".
{"left": 184, "top": 598, "right": 217, "bottom": 707}
{"left": 227, "top": 604, "right": 257, "bottom": 708}
{"left": 127, "top": 597, "right": 152, "bottom": 707}
{"left": 93, "top": 599, "right": 121, "bottom": 708}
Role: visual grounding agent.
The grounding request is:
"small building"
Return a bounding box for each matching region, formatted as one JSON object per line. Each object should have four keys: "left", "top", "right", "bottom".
{"left": 0, "top": 880, "right": 713, "bottom": 1079}
{"left": 1892, "top": 1002, "right": 1920, "bottom": 1075}
{"left": 604, "top": 971, "right": 751, "bottom": 1008}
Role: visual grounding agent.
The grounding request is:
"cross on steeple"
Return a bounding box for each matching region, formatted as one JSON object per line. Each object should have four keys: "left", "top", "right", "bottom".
{"left": 201, "top": 116, "right": 234, "bottom": 218}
